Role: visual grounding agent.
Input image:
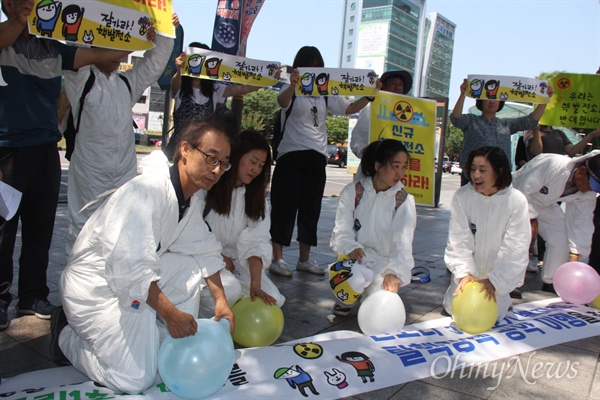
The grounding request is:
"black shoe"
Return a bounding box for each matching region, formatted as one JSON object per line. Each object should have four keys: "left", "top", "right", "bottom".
{"left": 333, "top": 304, "right": 352, "bottom": 317}
{"left": 509, "top": 289, "right": 522, "bottom": 299}
{"left": 15, "top": 298, "right": 56, "bottom": 319}
{"left": 0, "top": 306, "right": 8, "bottom": 331}
{"left": 541, "top": 283, "right": 557, "bottom": 295}
{"left": 49, "top": 306, "right": 70, "bottom": 366}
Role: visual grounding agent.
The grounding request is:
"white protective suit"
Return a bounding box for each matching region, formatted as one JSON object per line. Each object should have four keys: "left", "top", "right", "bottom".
{"left": 443, "top": 184, "right": 530, "bottom": 320}
{"left": 512, "top": 150, "right": 600, "bottom": 284}
{"left": 64, "top": 34, "right": 174, "bottom": 254}
{"left": 330, "top": 177, "right": 417, "bottom": 298}
{"left": 201, "top": 186, "right": 285, "bottom": 315}
{"left": 59, "top": 151, "right": 225, "bottom": 394}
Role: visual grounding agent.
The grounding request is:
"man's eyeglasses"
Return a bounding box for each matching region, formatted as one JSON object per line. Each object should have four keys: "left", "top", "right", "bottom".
{"left": 192, "top": 146, "right": 232, "bottom": 171}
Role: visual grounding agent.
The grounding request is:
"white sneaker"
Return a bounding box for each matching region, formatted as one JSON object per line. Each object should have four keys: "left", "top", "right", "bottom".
{"left": 269, "top": 259, "right": 292, "bottom": 277}
{"left": 526, "top": 259, "right": 539, "bottom": 273}
{"left": 296, "top": 259, "right": 327, "bottom": 275}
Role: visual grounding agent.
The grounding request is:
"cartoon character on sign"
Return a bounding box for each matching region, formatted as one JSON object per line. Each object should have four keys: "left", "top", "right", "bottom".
{"left": 336, "top": 351, "right": 375, "bottom": 383}
{"left": 539, "top": 81, "right": 548, "bottom": 94}
{"left": 469, "top": 79, "right": 484, "bottom": 98}
{"left": 367, "top": 71, "right": 377, "bottom": 85}
{"left": 266, "top": 63, "right": 278, "bottom": 76}
{"left": 301, "top": 72, "right": 316, "bottom": 95}
{"left": 316, "top": 72, "right": 330, "bottom": 95}
{"left": 332, "top": 87, "right": 339, "bottom": 95}
{"left": 61, "top": 4, "right": 84, "bottom": 42}
{"left": 324, "top": 368, "right": 348, "bottom": 389}
{"left": 274, "top": 365, "right": 320, "bottom": 397}
{"left": 187, "top": 55, "right": 205, "bottom": 75}
{"left": 205, "top": 57, "right": 223, "bottom": 79}
{"left": 82, "top": 30, "right": 94, "bottom": 45}
{"left": 35, "top": 0, "right": 62, "bottom": 37}
{"left": 484, "top": 80, "right": 500, "bottom": 99}
{"left": 329, "top": 261, "right": 353, "bottom": 290}
{"left": 222, "top": 72, "right": 232, "bottom": 81}
{"left": 138, "top": 16, "right": 152, "bottom": 36}
{"left": 499, "top": 92, "right": 508, "bottom": 101}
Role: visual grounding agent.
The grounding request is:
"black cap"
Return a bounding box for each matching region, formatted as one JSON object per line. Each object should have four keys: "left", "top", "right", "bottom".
{"left": 380, "top": 70, "right": 413, "bottom": 94}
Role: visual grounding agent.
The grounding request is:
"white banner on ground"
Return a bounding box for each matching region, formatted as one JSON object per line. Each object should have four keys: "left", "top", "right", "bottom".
{"left": 2, "top": 299, "right": 599, "bottom": 399}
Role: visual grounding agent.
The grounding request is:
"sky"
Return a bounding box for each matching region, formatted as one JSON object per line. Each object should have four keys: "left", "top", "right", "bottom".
{"left": 1, "top": 0, "right": 597, "bottom": 109}
{"left": 173, "top": 0, "right": 600, "bottom": 109}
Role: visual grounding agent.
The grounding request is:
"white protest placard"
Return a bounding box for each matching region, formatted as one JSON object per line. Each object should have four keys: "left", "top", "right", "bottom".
{"left": 181, "top": 48, "right": 280, "bottom": 87}
{"left": 466, "top": 75, "right": 551, "bottom": 104}
{"left": 296, "top": 67, "right": 379, "bottom": 97}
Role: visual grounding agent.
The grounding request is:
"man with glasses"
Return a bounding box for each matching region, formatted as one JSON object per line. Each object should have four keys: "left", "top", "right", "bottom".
{"left": 52, "top": 119, "right": 235, "bottom": 393}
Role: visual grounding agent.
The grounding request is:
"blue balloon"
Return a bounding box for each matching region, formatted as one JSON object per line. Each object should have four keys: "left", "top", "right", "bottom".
{"left": 158, "top": 318, "right": 234, "bottom": 399}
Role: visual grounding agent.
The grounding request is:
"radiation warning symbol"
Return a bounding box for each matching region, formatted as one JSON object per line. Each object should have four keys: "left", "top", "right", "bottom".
{"left": 293, "top": 342, "right": 323, "bottom": 359}
{"left": 394, "top": 101, "right": 414, "bottom": 122}
{"left": 556, "top": 77, "right": 571, "bottom": 90}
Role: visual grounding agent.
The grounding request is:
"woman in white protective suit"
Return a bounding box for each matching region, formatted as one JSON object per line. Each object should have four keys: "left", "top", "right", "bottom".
{"left": 330, "top": 139, "right": 417, "bottom": 316}
{"left": 443, "top": 146, "right": 530, "bottom": 321}
{"left": 54, "top": 119, "right": 235, "bottom": 394}
{"left": 201, "top": 130, "right": 285, "bottom": 315}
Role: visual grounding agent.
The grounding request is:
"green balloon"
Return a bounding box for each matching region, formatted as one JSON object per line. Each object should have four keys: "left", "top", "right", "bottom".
{"left": 231, "top": 297, "right": 284, "bottom": 348}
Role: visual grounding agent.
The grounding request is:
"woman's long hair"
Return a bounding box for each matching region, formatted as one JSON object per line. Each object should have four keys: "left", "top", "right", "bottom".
{"left": 207, "top": 130, "right": 272, "bottom": 220}
{"left": 180, "top": 42, "right": 215, "bottom": 100}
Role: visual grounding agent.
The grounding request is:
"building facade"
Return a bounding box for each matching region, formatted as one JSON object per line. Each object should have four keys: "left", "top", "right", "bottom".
{"left": 420, "top": 12, "right": 455, "bottom": 98}
{"left": 339, "top": 0, "right": 455, "bottom": 98}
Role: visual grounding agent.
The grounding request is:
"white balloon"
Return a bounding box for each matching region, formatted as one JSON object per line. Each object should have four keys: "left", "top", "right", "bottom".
{"left": 357, "top": 291, "right": 406, "bottom": 335}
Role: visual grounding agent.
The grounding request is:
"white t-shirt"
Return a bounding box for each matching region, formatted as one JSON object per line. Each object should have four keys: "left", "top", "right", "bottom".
{"left": 277, "top": 84, "right": 351, "bottom": 158}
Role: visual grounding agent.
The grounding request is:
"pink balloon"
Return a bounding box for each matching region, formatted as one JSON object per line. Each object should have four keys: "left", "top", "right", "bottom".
{"left": 553, "top": 262, "right": 600, "bottom": 305}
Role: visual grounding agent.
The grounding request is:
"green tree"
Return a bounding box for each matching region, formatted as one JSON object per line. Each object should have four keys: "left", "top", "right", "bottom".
{"left": 240, "top": 89, "right": 279, "bottom": 139}
{"left": 241, "top": 113, "right": 265, "bottom": 133}
{"left": 536, "top": 70, "right": 567, "bottom": 81}
{"left": 325, "top": 116, "right": 349, "bottom": 144}
{"left": 444, "top": 124, "right": 464, "bottom": 161}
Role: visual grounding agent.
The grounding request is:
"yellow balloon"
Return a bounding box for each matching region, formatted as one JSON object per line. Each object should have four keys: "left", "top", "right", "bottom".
{"left": 452, "top": 281, "right": 498, "bottom": 334}
{"left": 231, "top": 297, "right": 284, "bottom": 348}
{"left": 590, "top": 294, "right": 600, "bottom": 310}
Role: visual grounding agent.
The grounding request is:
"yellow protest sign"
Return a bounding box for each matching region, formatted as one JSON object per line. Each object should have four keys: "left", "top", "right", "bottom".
{"left": 295, "top": 68, "right": 378, "bottom": 97}
{"left": 28, "top": 0, "right": 173, "bottom": 51}
{"left": 539, "top": 73, "right": 600, "bottom": 129}
{"left": 181, "top": 48, "right": 280, "bottom": 87}
{"left": 370, "top": 93, "right": 437, "bottom": 206}
{"left": 466, "top": 75, "right": 551, "bottom": 104}
{"left": 102, "top": 0, "right": 174, "bottom": 38}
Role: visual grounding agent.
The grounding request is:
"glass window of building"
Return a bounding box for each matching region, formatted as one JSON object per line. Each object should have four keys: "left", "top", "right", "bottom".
{"left": 349, "top": 28, "right": 354, "bottom": 36}
{"left": 347, "top": 42, "right": 353, "bottom": 49}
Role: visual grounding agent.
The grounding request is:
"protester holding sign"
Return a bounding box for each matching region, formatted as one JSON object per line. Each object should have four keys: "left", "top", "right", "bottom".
{"left": 450, "top": 78, "right": 553, "bottom": 185}
{"left": 330, "top": 139, "right": 416, "bottom": 316}
{"left": 268, "top": 46, "right": 378, "bottom": 277}
{"left": 350, "top": 70, "right": 413, "bottom": 159}
{"left": 165, "top": 43, "right": 271, "bottom": 159}
{"left": 443, "top": 147, "right": 530, "bottom": 320}
{"left": 54, "top": 120, "right": 234, "bottom": 393}
{"left": 63, "top": 14, "right": 178, "bottom": 256}
{"left": 525, "top": 124, "right": 600, "bottom": 160}
{"left": 201, "top": 131, "right": 285, "bottom": 315}
{"left": 512, "top": 150, "right": 600, "bottom": 294}
{"left": 0, "top": 0, "right": 136, "bottom": 331}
